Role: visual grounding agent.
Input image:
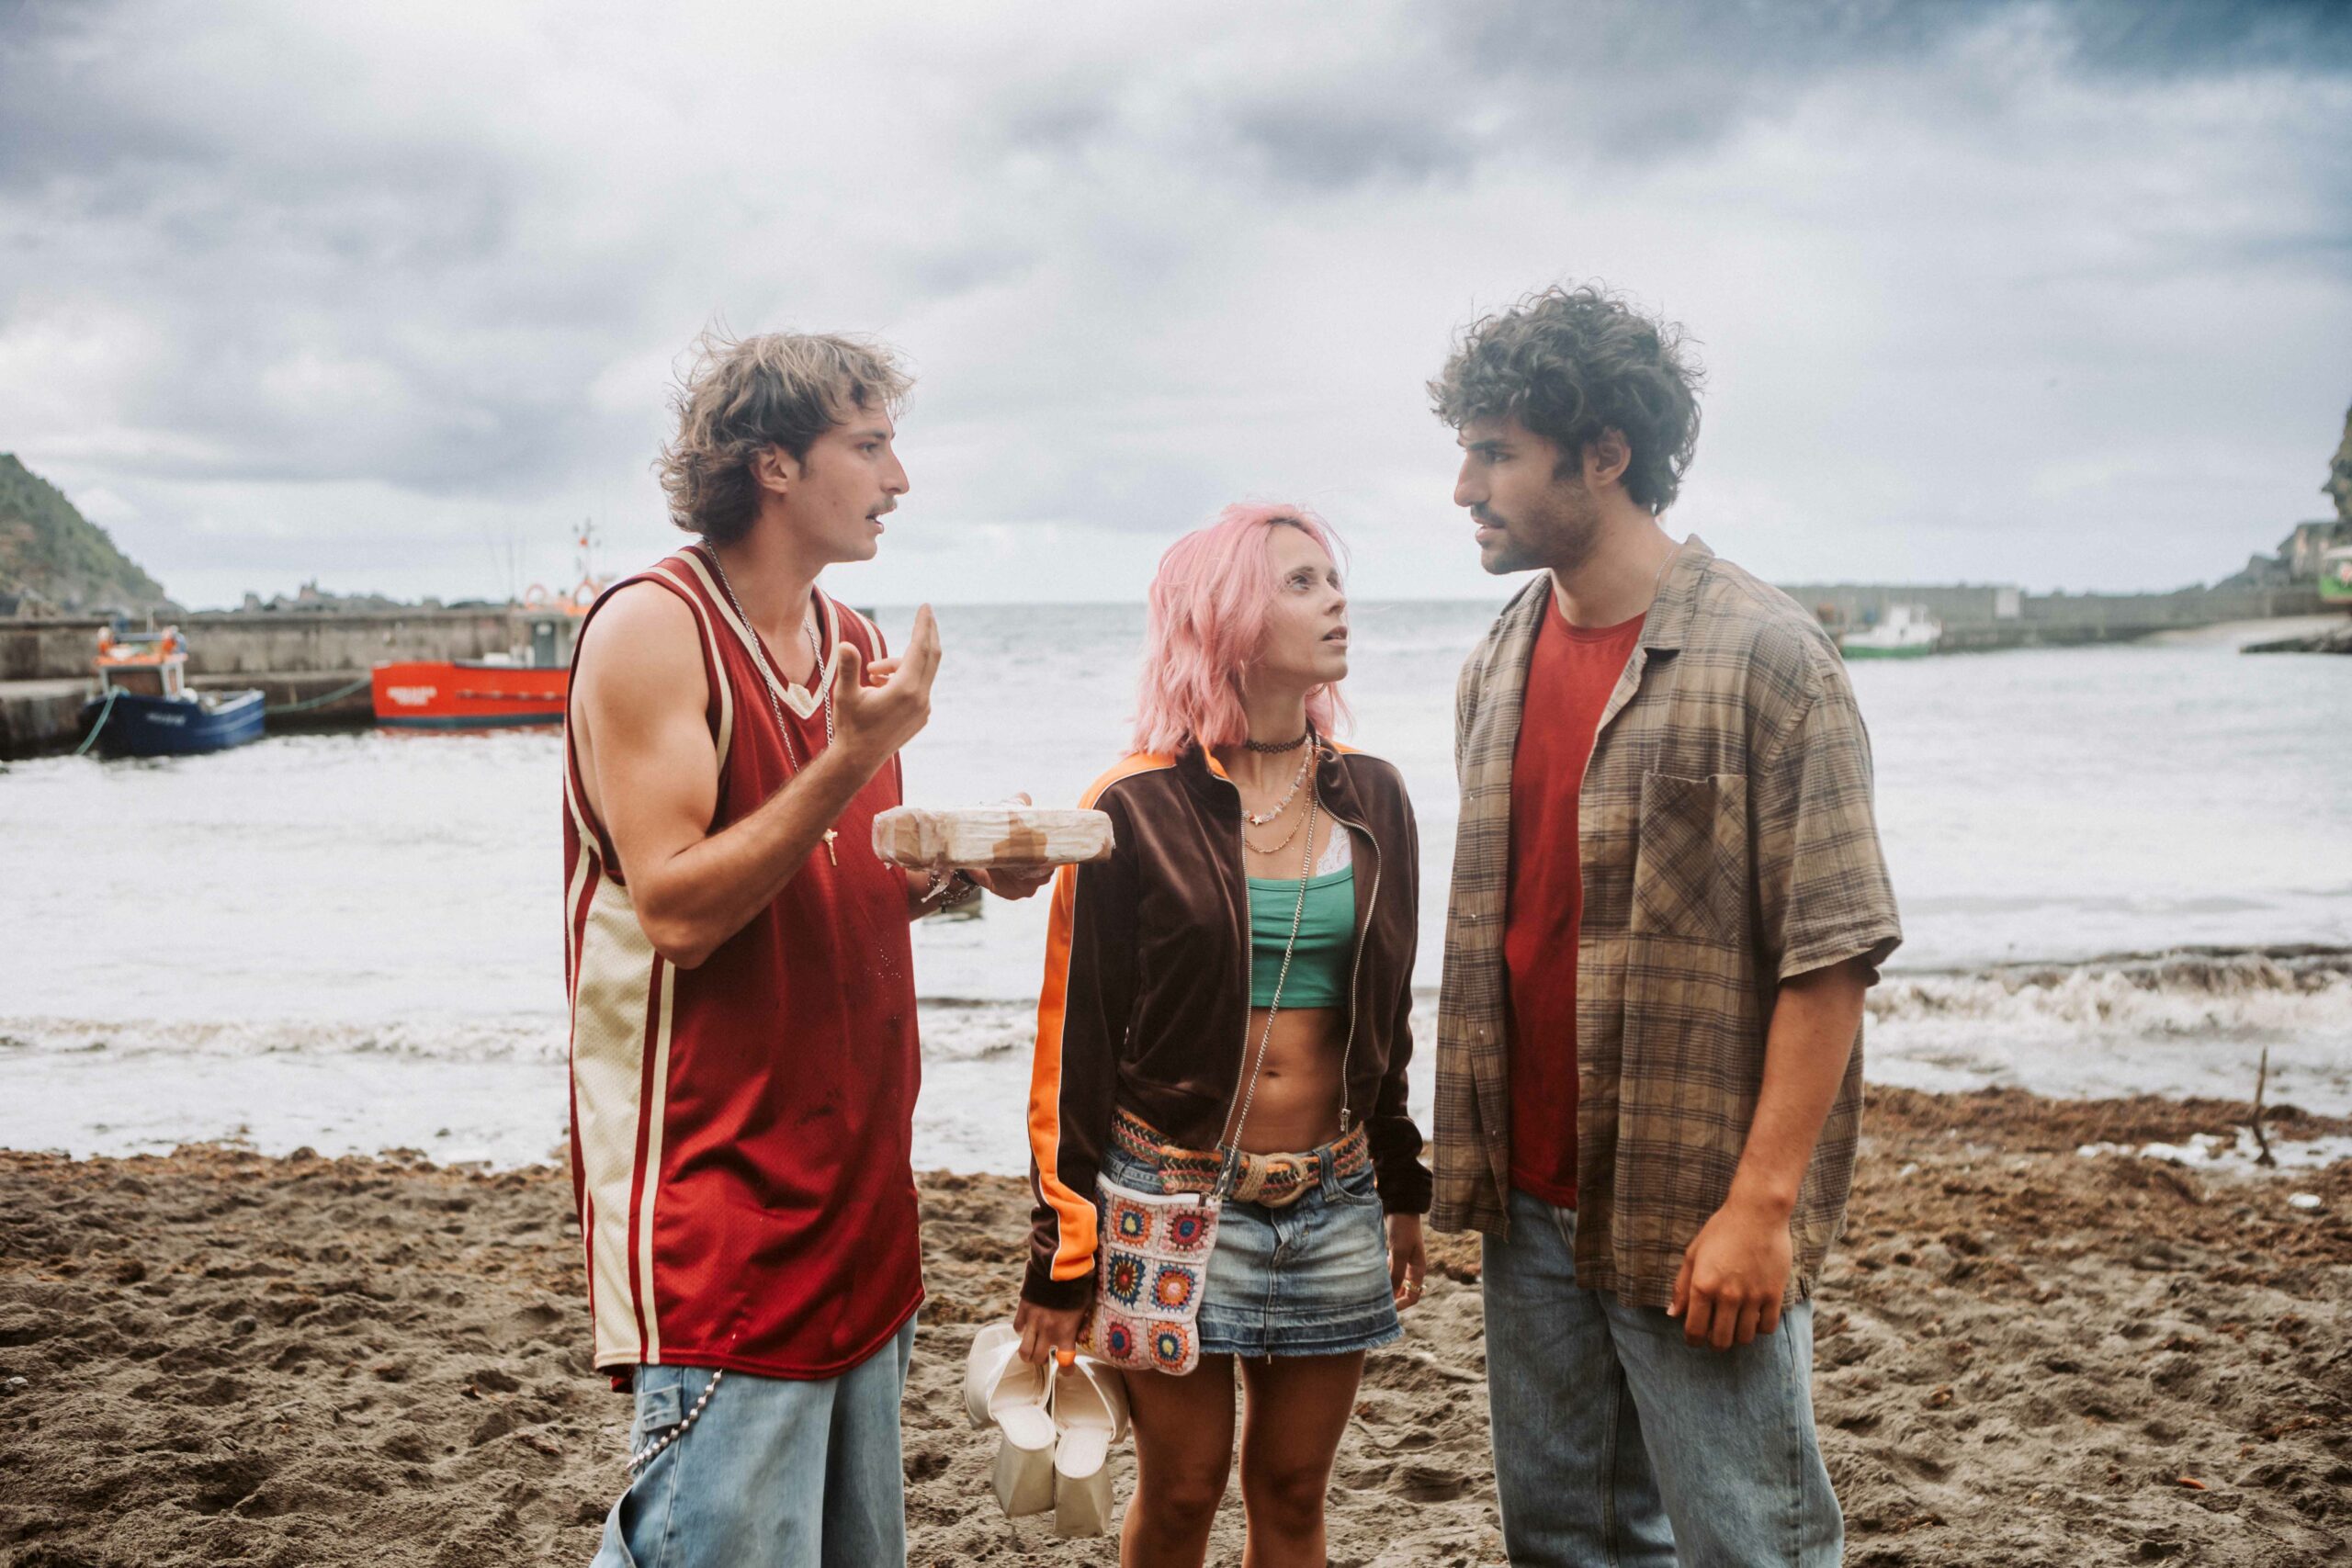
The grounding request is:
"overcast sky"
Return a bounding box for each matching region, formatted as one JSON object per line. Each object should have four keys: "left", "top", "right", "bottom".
{"left": 4, "top": 1, "right": 2347, "bottom": 608}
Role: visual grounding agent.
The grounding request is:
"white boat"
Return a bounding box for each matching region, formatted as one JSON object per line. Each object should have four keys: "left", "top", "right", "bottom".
{"left": 1838, "top": 604, "right": 1941, "bottom": 659}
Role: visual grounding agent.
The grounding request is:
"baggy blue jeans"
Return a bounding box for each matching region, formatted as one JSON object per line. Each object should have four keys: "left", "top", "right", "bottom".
{"left": 1482, "top": 1189, "right": 1841, "bottom": 1566}
{"left": 590, "top": 1317, "right": 917, "bottom": 1568}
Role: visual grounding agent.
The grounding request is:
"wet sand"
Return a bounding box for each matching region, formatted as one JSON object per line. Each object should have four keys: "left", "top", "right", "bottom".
{"left": 1, "top": 1088, "right": 2346, "bottom": 1567}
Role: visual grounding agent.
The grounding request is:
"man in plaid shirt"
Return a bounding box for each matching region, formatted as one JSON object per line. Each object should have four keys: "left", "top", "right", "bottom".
{"left": 1428, "top": 286, "right": 1901, "bottom": 1565}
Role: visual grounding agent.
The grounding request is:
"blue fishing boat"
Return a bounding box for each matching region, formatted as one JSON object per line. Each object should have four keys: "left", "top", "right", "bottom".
{"left": 77, "top": 626, "right": 266, "bottom": 758}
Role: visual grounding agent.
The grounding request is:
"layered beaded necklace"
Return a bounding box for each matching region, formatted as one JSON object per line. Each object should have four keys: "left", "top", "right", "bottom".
{"left": 1244, "top": 781, "right": 1317, "bottom": 857}
{"left": 1238, "top": 731, "right": 1319, "bottom": 857}
{"left": 1239, "top": 739, "right": 1314, "bottom": 827}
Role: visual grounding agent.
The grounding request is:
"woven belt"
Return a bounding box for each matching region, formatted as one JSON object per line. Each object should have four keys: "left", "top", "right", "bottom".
{"left": 1111, "top": 1109, "right": 1371, "bottom": 1210}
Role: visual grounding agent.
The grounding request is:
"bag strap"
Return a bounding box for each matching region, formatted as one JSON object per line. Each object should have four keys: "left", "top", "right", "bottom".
{"left": 1216, "top": 758, "right": 1321, "bottom": 1199}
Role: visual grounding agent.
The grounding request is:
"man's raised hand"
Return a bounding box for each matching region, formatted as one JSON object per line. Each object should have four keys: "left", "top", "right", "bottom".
{"left": 832, "top": 604, "right": 940, "bottom": 773}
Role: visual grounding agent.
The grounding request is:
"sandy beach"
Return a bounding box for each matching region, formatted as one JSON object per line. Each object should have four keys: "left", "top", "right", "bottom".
{"left": 1, "top": 1088, "right": 2345, "bottom": 1568}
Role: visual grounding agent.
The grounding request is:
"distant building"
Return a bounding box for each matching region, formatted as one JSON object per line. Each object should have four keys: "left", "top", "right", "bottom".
{"left": 237, "top": 580, "right": 413, "bottom": 614}
{"left": 2216, "top": 520, "right": 2347, "bottom": 591}
{"left": 2282, "top": 520, "right": 2349, "bottom": 581}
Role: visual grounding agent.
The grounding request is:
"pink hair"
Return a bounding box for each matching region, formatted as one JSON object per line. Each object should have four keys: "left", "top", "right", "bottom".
{"left": 1133, "top": 502, "right": 1352, "bottom": 757}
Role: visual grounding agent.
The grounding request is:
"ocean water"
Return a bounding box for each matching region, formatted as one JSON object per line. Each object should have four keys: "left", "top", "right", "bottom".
{"left": 3, "top": 601, "right": 2346, "bottom": 1172}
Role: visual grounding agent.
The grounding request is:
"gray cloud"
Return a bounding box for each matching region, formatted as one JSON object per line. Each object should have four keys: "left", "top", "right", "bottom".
{"left": 1226, "top": 97, "right": 1480, "bottom": 191}
{"left": 1, "top": 0, "right": 2346, "bottom": 607}
{"left": 2061, "top": 0, "right": 2352, "bottom": 75}
{"left": 1187, "top": 0, "right": 2352, "bottom": 193}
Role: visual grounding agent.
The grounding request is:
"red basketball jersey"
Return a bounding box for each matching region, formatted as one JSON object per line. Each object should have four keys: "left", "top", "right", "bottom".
{"left": 562, "top": 544, "right": 922, "bottom": 1380}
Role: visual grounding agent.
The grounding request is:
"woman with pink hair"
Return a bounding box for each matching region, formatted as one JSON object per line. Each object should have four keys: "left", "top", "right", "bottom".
{"left": 1012, "top": 503, "right": 1430, "bottom": 1563}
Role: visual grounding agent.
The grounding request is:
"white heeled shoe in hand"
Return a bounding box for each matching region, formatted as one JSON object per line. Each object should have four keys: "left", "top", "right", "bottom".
{"left": 963, "top": 1322, "right": 1056, "bottom": 1517}
{"left": 1048, "top": 1349, "right": 1130, "bottom": 1539}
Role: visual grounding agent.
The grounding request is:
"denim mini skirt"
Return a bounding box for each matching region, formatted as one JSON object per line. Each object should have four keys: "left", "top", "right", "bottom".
{"left": 1099, "top": 1122, "right": 1402, "bottom": 1359}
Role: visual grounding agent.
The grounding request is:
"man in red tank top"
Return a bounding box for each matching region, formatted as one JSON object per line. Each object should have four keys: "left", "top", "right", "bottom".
{"left": 564, "top": 331, "right": 1047, "bottom": 1567}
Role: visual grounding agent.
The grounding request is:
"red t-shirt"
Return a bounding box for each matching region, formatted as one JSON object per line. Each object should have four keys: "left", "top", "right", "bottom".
{"left": 1505, "top": 597, "right": 1645, "bottom": 1209}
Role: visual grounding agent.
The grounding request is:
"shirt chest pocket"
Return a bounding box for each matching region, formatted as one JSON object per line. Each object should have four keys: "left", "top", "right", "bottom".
{"left": 1631, "top": 773, "right": 1747, "bottom": 947}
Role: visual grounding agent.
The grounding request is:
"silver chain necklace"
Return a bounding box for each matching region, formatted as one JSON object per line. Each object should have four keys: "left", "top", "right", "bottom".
{"left": 703, "top": 545, "right": 841, "bottom": 864}
{"left": 1218, "top": 785, "right": 1319, "bottom": 1181}
{"left": 703, "top": 546, "right": 834, "bottom": 765}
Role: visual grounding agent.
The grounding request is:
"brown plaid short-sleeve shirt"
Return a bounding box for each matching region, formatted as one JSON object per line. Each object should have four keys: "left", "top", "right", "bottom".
{"left": 1432, "top": 537, "right": 1902, "bottom": 1308}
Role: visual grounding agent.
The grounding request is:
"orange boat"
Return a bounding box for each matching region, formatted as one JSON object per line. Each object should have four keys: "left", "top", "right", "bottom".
{"left": 372, "top": 526, "right": 606, "bottom": 729}
{"left": 371, "top": 659, "right": 571, "bottom": 728}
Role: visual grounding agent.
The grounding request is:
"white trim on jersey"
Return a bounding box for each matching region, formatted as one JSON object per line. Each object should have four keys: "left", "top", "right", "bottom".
{"left": 674, "top": 546, "right": 838, "bottom": 722}
{"left": 571, "top": 872, "right": 666, "bottom": 1367}
{"left": 563, "top": 549, "right": 747, "bottom": 1370}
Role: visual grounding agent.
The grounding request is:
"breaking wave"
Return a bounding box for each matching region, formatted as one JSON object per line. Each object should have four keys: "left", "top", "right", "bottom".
{"left": 0, "top": 999, "right": 1043, "bottom": 1068}
{"left": 5, "top": 946, "right": 2343, "bottom": 1099}
{"left": 1859, "top": 948, "right": 2351, "bottom": 1111}
{"left": 1868, "top": 947, "right": 2350, "bottom": 1043}
{"left": 0, "top": 1014, "right": 570, "bottom": 1064}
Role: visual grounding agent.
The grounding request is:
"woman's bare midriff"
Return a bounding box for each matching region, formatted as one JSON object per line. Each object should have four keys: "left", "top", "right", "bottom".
{"left": 1227, "top": 1005, "right": 1350, "bottom": 1155}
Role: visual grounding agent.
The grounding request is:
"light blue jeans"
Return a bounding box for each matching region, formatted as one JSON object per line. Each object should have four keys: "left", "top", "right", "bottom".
{"left": 590, "top": 1318, "right": 917, "bottom": 1568}
{"left": 1482, "top": 1189, "right": 1841, "bottom": 1566}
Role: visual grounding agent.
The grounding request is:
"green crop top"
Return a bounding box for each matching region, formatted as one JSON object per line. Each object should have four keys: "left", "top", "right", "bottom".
{"left": 1247, "top": 865, "right": 1355, "bottom": 1009}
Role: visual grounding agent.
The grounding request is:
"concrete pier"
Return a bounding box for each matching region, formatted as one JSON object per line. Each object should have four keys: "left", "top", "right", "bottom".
{"left": 0, "top": 609, "right": 539, "bottom": 683}
{"left": 0, "top": 671, "right": 385, "bottom": 757}
{"left": 0, "top": 608, "right": 581, "bottom": 758}
{"left": 1778, "top": 582, "right": 2328, "bottom": 653}
{"left": 0, "top": 678, "right": 96, "bottom": 758}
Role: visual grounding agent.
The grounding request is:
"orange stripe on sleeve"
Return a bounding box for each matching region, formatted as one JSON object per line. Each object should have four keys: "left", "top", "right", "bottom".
{"left": 1027, "top": 863, "right": 1094, "bottom": 1280}
{"left": 1025, "top": 753, "right": 1172, "bottom": 1284}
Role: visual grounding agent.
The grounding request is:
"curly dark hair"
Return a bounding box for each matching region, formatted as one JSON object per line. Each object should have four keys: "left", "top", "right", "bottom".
{"left": 1429, "top": 284, "right": 1704, "bottom": 513}
{"left": 656, "top": 330, "right": 913, "bottom": 544}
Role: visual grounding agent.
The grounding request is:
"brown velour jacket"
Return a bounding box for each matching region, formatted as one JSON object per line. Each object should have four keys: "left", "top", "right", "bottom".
{"left": 1021, "top": 741, "right": 1431, "bottom": 1310}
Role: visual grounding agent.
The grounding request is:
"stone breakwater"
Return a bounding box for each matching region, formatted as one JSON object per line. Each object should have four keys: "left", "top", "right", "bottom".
{"left": 0, "top": 608, "right": 571, "bottom": 754}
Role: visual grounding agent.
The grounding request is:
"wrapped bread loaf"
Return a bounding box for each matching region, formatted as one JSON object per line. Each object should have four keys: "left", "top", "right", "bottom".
{"left": 870, "top": 806, "right": 1115, "bottom": 869}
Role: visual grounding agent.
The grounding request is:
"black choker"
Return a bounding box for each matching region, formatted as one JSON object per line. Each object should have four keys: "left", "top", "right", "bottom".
{"left": 1242, "top": 730, "right": 1312, "bottom": 754}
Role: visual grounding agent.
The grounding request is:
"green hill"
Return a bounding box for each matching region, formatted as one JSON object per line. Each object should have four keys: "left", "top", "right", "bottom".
{"left": 0, "top": 454, "right": 170, "bottom": 612}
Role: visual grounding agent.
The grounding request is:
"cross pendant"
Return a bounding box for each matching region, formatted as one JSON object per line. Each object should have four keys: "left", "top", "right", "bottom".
{"left": 823, "top": 829, "right": 838, "bottom": 866}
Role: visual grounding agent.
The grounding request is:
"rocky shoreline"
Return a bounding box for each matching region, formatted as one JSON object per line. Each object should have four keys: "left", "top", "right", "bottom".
{"left": 2244, "top": 617, "right": 2352, "bottom": 654}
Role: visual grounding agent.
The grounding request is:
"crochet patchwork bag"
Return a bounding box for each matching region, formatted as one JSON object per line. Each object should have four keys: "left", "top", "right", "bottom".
{"left": 1085, "top": 1179, "right": 1218, "bottom": 1378}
